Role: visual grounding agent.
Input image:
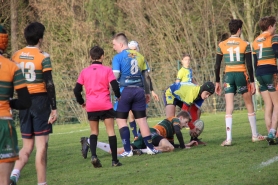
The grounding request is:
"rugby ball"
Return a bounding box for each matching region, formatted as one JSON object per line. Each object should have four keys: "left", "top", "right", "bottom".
{"left": 191, "top": 119, "right": 204, "bottom": 136}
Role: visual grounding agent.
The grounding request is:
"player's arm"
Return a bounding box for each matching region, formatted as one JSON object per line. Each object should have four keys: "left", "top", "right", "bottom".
{"left": 252, "top": 52, "right": 258, "bottom": 71}
{"left": 112, "top": 56, "right": 121, "bottom": 80}
{"left": 174, "top": 124, "right": 185, "bottom": 149}
{"left": 272, "top": 43, "right": 278, "bottom": 58}
{"left": 149, "top": 77, "right": 159, "bottom": 101}
{"left": 73, "top": 82, "right": 85, "bottom": 105}
{"left": 214, "top": 54, "right": 223, "bottom": 95}
{"left": 110, "top": 80, "right": 121, "bottom": 98}
{"left": 142, "top": 70, "right": 150, "bottom": 94}
{"left": 245, "top": 52, "right": 254, "bottom": 83}
{"left": 214, "top": 54, "right": 223, "bottom": 83}
{"left": 43, "top": 71, "right": 57, "bottom": 110}
{"left": 113, "top": 71, "right": 120, "bottom": 80}
{"left": 10, "top": 87, "right": 32, "bottom": 109}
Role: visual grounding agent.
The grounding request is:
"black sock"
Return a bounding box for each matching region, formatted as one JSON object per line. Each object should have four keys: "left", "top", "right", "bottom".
{"left": 90, "top": 134, "right": 98, "bottom": 157}
{"left": 109, "top": 135, "right": 118, "bottom": 162}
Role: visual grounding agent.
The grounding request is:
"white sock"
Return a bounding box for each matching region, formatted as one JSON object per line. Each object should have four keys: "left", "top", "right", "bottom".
{"left": 248, "top": 112, "right": 258, "bottom": 136}
{"left": 140, "top": 149, "right": 148, "bottom": 154}
{"left": 225, "top": 115, "right": 232, "bottom": 141}
{"left": 10, "top": 169, "right": 20, "bottom": 182}
{"left": 87, "top": 138, "right": 90, "bottom": 144}
{"left": 96, "top": 142, "right": 111, "bottom": 153}
{"left": 38, "top": 182, "right": 47, "bottom": 185}
{"left": 269, "top": 129, "right": 276, "bottom": 135}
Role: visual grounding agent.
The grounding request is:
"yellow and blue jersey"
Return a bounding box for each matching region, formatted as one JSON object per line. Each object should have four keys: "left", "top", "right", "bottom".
{"left": 112, "top": 49, "right": 148, "bottom": 87}
{"left": 165, "top": 82, "right": 200, "bottom": 106}
{"left": 176, "top": 67, "right": 193, "bottom": 83}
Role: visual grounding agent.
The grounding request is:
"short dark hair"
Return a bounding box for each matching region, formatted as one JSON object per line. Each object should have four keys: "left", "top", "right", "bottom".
{"left": 24, "top": 22, "right": 45, "bottom": 45}
{"left": 259, "top": 16, "right": 276, "bottom": 31}
{"left": 229, "top": 19, "right": 243, "bottom": 35}
{"left": 182, "top": 53, "right": 191, "bottom": 59}
{"left": 90, "top": 46, "right": 104, "bottom": 60}
{"left": 176, "top": 110, "right": 191, "bottom": 122}
{"left": 113, "top": 33, "right": 128, "bottom": 45}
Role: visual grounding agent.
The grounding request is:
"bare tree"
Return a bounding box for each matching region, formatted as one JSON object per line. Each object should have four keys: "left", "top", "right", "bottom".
{"left": 10, "top": 0, "right": 18, "bottom": 53}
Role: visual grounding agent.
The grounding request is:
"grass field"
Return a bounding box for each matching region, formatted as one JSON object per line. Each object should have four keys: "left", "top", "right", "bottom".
{"left": 16, "top": 110, "right": 278, "bottom": 185}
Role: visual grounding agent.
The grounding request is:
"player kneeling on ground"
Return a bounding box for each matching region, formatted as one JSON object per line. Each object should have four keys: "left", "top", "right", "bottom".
{"left": 164, "top": 81, "right": 215, "bottom": 145}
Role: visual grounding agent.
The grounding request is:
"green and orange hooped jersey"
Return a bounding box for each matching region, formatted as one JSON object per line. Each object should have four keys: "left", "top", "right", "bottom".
{"left": 12, "top": 47, "right": 52, "bottom": 94}
{"left": 252, "top": 32, "right": 278, "bottom": 66}
{"left": 153, "top": 117, "right": 180, "bottom": 142}
{"left": 0, "top": 55, "right": 27, "bottom": 117}
{"left": 217, "top": 36, "right": 251, "bottom": 72}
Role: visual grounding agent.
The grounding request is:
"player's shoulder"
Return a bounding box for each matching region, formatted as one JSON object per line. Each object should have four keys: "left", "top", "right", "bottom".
{"left": 272, "top": 34, "right": 278, "bottom": 41}
{"left": 102, "top": 65, "right": 113, "bottom": 71}
{"left": 40, "top": 51, "right": 50, "bottom": 58}
{"left": 1, "top": 55, "right": 20, "bottom": 70}
{"left": 112, "top": 51, "right": 125, "bottom": 62}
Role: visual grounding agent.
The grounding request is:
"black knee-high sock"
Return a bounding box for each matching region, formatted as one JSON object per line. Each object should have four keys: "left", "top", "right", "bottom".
{"left": 109, "top": 135, "right": 118, "bottom": 162}
{"left": 90, "top": 135, "right": 98, "bottom": 157}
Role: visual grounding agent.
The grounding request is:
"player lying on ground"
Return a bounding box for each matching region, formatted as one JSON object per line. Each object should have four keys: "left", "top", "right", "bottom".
{"left": 80, "top": 111, "right": 199, "bottom": 158}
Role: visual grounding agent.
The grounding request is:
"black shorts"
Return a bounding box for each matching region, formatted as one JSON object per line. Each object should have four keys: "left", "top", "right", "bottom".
{"left": 87, "top": 109, "right": 115, "bottom": 121}
{"left": 19, "top": 94, "right": 52, "bottom": 139}
{"left": 152, "top": 135, "right": 164, "bottom": 146}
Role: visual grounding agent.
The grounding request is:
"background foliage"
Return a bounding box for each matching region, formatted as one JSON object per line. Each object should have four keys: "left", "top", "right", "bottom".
{"left": 1, "top": 0, "right": 278, "bottom": 123}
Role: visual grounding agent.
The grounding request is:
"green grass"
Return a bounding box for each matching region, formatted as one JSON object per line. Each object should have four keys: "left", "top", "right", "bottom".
{"left": 16, "top": 111, "right": 278, "bottom": 185}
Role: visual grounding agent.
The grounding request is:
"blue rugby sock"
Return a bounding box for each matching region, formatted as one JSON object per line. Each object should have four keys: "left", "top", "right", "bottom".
{"left": 129, "top": 121, "right": 138, "bottom": 137}
{"left": 119, "top": 126, "right": 131, "bottom": 152}
{"left": 143, "top": 135, "right": 154, "bottom": 149}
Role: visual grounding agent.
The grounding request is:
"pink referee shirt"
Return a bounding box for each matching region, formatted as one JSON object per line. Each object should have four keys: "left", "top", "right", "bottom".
{"left": 77, "top": 63, "right": 116, "bottom": 112}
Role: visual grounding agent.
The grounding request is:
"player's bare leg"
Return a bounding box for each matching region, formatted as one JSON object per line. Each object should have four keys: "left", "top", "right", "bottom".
{"left": 11, "top": 138, "right": 34, "bottom": 183}
{"left": 0, "top": 163, "right": 14, "bottom": 185}
{"left": 156, "top": 139, "right": 174, "bottom": 152}
{"left": 260, "top": 91, "right": 273, "bottom": 132}
{"left": 35, "top": 135, "right": 49, "bottom": 184}
{"left": 242, "top": 91, "right": 266, "bottom": 141}
{"left": 165, "top": 105, "right": 176, "bottom": 118}
{"left": 269, "top": 91, "right": 278, "bottom": 137}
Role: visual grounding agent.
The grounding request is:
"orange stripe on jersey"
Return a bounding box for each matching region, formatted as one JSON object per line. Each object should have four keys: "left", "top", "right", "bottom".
{"left": 225, "top": 64, "right": 246, "bottom": 72}
{"left": 12, "top": 47, "right": 52, "bottom": 94}
{"left": 153, "top": 125, "right": 167, "bottom": 138}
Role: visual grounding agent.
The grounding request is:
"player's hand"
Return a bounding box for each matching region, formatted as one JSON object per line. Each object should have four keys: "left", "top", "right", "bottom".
{"left": 81, "top": 103, "right": 86, "bottom": 108}
{"left": 250, "top": 82, "right": 256, "bottom": 95}
{"left": 48, "top": 109, "right": 57, "bottom": 124}
{"left": 185, "top": 140, "right": 198, "bottom": 148}
{"left": 190, "top": 127, "right": 198, "bottom": 137}
{"left": 151, "top": 91, "right": 159, "bottom": 101}
{"left": 215, "top": 82, "right": 221, "bottom": 96}
{"left": 145, "top": 94, "right": 151, "bottom": 103}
